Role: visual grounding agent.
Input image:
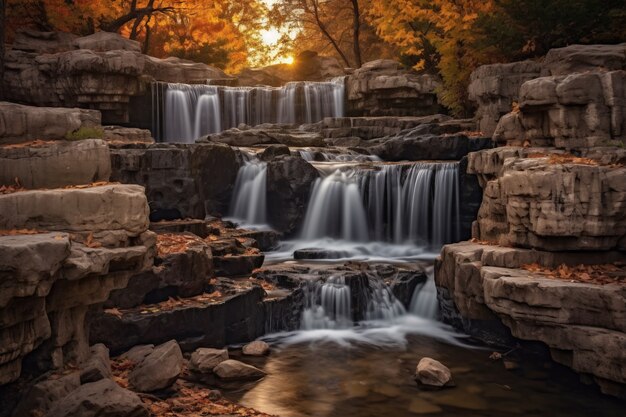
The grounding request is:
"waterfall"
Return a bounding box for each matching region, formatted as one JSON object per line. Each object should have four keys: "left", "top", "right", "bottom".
{"left": 158, "top": 79, "right": 345, "bottom": 142}
{"left": 300, "top": 171, "right": 369, "bottom": 242}
{"left": 301, "top": 276, "right": 352, "bottom": 330}
{"left": 228, "top": 159, "right": 268, "bottom": 227}
{"left": 299, "top": 274, "right": 406, "bottom": 330}
{"left": 300, "top": 162, "right": 460, "bottom": 247}
{"left": 365, "top": 278, "right": 406, "bottom": 321}
{"left": 409, "top": 268, "right": 438, "bottom": 319}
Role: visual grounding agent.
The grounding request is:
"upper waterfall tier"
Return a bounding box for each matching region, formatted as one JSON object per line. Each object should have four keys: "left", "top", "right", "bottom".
{"left": 154, "top": 79, "right": 345, "bottom": 143}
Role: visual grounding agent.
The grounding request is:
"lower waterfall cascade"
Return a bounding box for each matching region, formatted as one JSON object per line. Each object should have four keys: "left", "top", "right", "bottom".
{"left": 154, "top": 79, "right": 345, "bottom": 143}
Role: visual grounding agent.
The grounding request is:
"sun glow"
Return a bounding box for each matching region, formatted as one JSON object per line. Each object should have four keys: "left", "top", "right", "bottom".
{"left": 261, "top": 28, "right": 281, "bottom": 45}
{"left": 283, "top": 55, "right": 294, "bottom": 65}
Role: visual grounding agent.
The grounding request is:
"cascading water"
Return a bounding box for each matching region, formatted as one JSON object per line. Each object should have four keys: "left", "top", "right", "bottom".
{"left": 299, "top": 274, "right": 407, "bottom": 331}
{"left": 300, "top": 162, "right": 460, "bottom": 247}
{"left": 158, "top": 79, "right": 345, "bottom": 142}
{"left": 300, "top": 276, "right": 352, "bottom": 330}
{"left": 409, "top": 267, "right": 438, "bottom": 319}
{"left": 228, "top": 156, "right": 268, "bottom": 228}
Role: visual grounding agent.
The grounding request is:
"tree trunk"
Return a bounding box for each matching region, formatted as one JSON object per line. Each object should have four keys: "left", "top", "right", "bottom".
{"left": 350, "top": 0, "right": 362, "bottom": 68}
{"left": 0, "top": 0, "right": 5, "bottom": 101}
{"left": 310, "top": 0, "right": 351, "bottom": 67}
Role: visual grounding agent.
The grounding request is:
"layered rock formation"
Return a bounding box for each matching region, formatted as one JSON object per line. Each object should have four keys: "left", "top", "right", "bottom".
{"left": 109, "top": 142, "right": 240, "bottom": 220}
{"left": 438, "top": 43, "right": 626, "bottom": 399}
{"left": 469, "top": 43, "right": 626, "bottom": 136}
{"left": 4, "top": 30, "right": 230, "bottom": 124}
{"left": 346, "top": 60, "right": 440, "bottom": 117}
{"left": 0, "top": 139, "right": 155, "bottom": 388}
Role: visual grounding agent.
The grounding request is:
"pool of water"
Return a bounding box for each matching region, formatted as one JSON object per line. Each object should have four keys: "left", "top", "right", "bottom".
{"left": 227, "top": 331, "right": 625, "bottom": 417}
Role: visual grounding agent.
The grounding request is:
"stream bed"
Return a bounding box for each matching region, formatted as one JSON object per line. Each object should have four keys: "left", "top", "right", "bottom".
{"left": 228, "top": 331, "right": 625, "bottom": 417}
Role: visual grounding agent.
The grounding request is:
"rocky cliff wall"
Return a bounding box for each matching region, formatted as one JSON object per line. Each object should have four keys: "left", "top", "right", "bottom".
{"left": 0, "top": 107, "right": 156, "bottom": 386}
{"left": 438, "top": 43, "right": 626, "bottom": 399}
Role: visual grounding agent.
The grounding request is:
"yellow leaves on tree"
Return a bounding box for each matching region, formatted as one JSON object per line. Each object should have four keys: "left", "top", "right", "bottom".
{"left": 368, "top": 0, "right": 498, "bottom": 116}
{"left": 6, "top": 0, "right": 268, "bottom": 74}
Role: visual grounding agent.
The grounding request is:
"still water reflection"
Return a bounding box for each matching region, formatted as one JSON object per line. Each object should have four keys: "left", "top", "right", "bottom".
{"left": 229, "top": 335, "right": 624, "bottom": 417}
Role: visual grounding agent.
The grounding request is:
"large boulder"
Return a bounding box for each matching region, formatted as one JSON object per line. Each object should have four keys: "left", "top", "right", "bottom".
{"left": 45, "top": 379, "right": 148, "bottom": 417}
{"left": 12, "top": 372, "right": 81, "bottom": 417}
{"left": 107, "top": 233, "right": 212, "bottom": 308}
{"left": 415, "top": 358, "right": 453, "bottom": 387}
{"left": 129, "top": 340, "right": 183, "bottom": 392}
{"left": 189, "top": 348, "right": 229, "bottom": 373}
{"left": 469, "top": 150, "right": 626, "bottom": 251}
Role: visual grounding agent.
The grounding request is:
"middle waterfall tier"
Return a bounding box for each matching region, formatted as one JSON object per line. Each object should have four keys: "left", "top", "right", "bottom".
{"left": 301, "top": 162, "right": 461, "bottom": 247}
{"left": 157, "top": 79, "right": 345, "bottom": 143}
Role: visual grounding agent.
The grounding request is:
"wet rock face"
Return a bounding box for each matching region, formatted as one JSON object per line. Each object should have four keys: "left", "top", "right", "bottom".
{"left": 5, "top": 30, "right": 230, "bottom": 124}
{"left": 370, "top": 130, "right": 493, "bottom": 161}
{"left": 435, "top": 242, "right": 626, "bottom": 398}
{"left": 109, "top": 142, "right": 240, "bottom": 220}
{"left": 107, "top": 234, "right": 213, "bottom": 309}
{"left": 266, "top": 155, "right": 320, "bottom": 235}
{"left": 346, "top": 60, "right": 441, "bottom": 117}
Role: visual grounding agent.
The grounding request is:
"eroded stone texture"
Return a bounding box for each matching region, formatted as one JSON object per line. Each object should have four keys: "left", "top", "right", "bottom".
{"left": 0, "top": 185, "right": 149, "bottom": 234}
{"left": 468, "top": 61, "right": 541, "bottom": 136}
{"left": 109, "top": 142, "right": 239, "bottom": 220}
{"left": 0, "top": 139, "right": 111, "bottom": 188}
{"left": 346, "top": 60, "right": 440, "bottom": 117}
{"left": 0, "top": 102, "right": 101, "bottom": 144}
{"left": 435, "top": 242, "right": 626, "bottom": 398}
{"left": 0, "top": 185, "right": 154, "bottom": 385}
{"left": 494, "top": 71, "right": 626, "bottom": 148}
{"left": 469, "top": 44, "right": 626, "bottom": 139}
{"left": 468, "top": 148, "right": 626, "bottom": 251}
{"left": 5, "top": 30, "right": 230, "bottom": 124}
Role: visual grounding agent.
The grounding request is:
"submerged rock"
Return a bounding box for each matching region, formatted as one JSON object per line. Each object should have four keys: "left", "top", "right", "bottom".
{"left": 242, "top": 340, "right": 270, "bottom": 356}
{"left": 129, "top": 340, "right": 183, "bottom": 392}
{"left": 415, "top": 358, "right": 453, "bottom": 388}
